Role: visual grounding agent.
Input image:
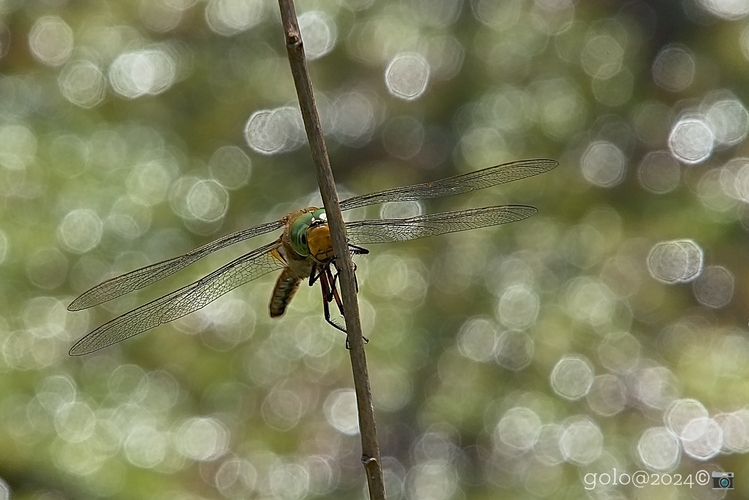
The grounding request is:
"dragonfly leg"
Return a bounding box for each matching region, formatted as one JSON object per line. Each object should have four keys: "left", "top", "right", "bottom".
{"left": 348, "top": 243, "right": 369, "bottom": 256}
{"left": 320, "top": 266, "right": 346, "bottom": 332}
{"left": 309, "top": 263, "right": 322, "bottom": 287}
{"left": 331, "top": 260, "right": 362, "bottom": 296}
{"left": 327, "top": 263, "right": 368, "bottom": 347}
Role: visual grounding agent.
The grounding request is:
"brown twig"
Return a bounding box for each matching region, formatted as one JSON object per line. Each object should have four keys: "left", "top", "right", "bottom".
{"left": 276, "top": 1, "right": 386, "bottom": 499}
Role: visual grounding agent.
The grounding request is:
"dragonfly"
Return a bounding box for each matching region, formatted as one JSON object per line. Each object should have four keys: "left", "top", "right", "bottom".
{"left": 68, "top": 158, "right": 557, "bottom": 355}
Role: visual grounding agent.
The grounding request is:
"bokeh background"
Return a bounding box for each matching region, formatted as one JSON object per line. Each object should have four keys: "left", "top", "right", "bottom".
{"left": 2, "top": 0, "right": 749, "bottom": 498}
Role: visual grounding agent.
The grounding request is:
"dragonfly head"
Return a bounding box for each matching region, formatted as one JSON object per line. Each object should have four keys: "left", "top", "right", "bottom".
{"left": 290, "top": 208, "right": 334, "bottom": 262}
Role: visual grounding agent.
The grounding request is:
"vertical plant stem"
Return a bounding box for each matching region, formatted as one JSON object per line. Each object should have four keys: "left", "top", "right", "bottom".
{"left": 276, "top": 1, "right": 386, "bottom": 499}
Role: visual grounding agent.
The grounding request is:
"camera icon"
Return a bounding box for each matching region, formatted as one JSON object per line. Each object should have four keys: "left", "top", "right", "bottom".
{"left": 712, "top": 471, "right": 734, "bottom": 490}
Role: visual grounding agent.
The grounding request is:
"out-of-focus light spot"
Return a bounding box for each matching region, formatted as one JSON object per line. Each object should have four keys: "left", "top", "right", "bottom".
{"left": 139, "top": 0, "right": 186, "bottom": 33}
{"left": 581, "top": 35, "right": 623, "bottom": 79}
{"left": 58, "top": 60, "right": 107, "bottom": 108}
{"left": 382, "top": 468, "right": 405, "bottom": 500}
{"left": 669, "top": 117, "right": 714, "bottom": 165}
{"left": 601, "top": 252, "right": 643, "bottom": 299}
{"left": 88, "top": 129, "right": 128, "bottom": 171}
{"left": 586, "top": 374, "right": 626, "bottom": 417}
{"left": 58, "top": 209, "right": 103, "bottom": 253}
{"left": 637, "top": 427, "right": 680, "bottom": 470}
{"left": 412, "top": 431, "right": 458, "bottom": 462}
{"left": 323, "top": 389, "right": 358, "bottom": 435}
{"left": 126, "top": 159, "right": 174, "bottom": 206}
{"left": 54, "top": 401, "right": 96, "bottom": 443}
{"left": 532, "top": 0, "right": 575, "bottom": 36}
{"left": 379, "top": 200, "right": 423, "bottom": 220}
{"left": 696, "top": 170, "right": 735, "bottom": 217}
{"left": 406, "top": 460, "right": 458, "bottom": 500}
{"left": 371, "top": 366, "right": 413, "bottom": 412}
{"left": 332, "top": 90, "right": 378, "bottom": 146}
{"left": 28, "top": 16, "right": 74, "bottom": 67}
{"left": 632, "top": 100, "right": 673, "bottom": 147}
{"left": 215, "top": 456, "right": 258, "bottom": 498}
{"left": 564, "top": 277, "right": 616, "bottom": 327}
{"left": 550, "top": 355, "right": 594, "bottom": 400}
{"left": 693, "top": 265, "right": 734, "bottom": 308}
{"left": 412, "top": 0, "right": 462, "bottom": 28}
{"left": 715, "top": 410, "right": 749, "bottom": 453}
{"left": 652, "top": 44, "right": 695, "bottom": 92}
{"left": 494, "top": 330, "right": 534, "bottom": 371}
{"left": 638, "top": 151, "right": 681, "bottom": 194}
{"left": 647, "top": 239, "right": 703, "bottom": 284}
{"left": 666, "top": 399, "right": 708, "bottom": 437}
{"left": 0, "top": 477, "right": 8, "bottom": 500}
{"left": 559, "top": 417, "right": 603, "bottom": 465}
{"left": 262, "top": 389, "right": 304, "bottom": 431}
{"left": 347, "top": 0, "right": 376, "bottom": 10}
{"left": 269, "top": 463, "right": 310, "bottom": 500}
{"left": 366, "top": 254, "right": 426, "bottom": 305}
{"left": 0, "top": 124, "right": 37, "bottom": 171}
{"left": 36, "top": 374, "right": 77, "bottom": 412}
{"left": 592, "top": 68, "right": 634, "bottom": 107}
{"left": 23, "top": 296, "right": 67, "bottom": 341}
{"left": 494, "top": 406, "right": 542, "bottom": 451}
{"left": 139, "top": 371, "right": 180, "bottom": 412}
{"left": 53, "top": 440, "right": 110, "bottom": 477}
{"left": 421, "top": 34, "right": 464, "bottom": 81}
{"left": 124, "top": 424, "right": 168, "bottom": 468}
{"left": 299, "top": 11, "right": 337, "bottom": 61}
{"left": 597, "top": 331, "right": 640, "bottom": 374}
{"left": 26, "top": 248, "right": 68, "bottom": 289}
{"left": 534, "top": 78, "right": 586, "bottom": 140}
{"left": 0, "top": 23, "right": 9, "bottom": 60}
{"left": 185, "top": 179, "right": 228, "bottom": 223}
{"left": 634, "top": 365, "right": 679, "bottom": 409}
{"left": 742, "top": 24, "right": 749, "bottom": 62}
{"left": 205, "top": 0, "right": 265, "bottom": 36}
{"left": 385, "top": 52, "right": 430, "bottom": 101}
{"left": 0, "top": 229, "right": 7, "bottom": 265}
{"left": 696, "top": 0, "right": 749, "bottom": 20}
{"left": 720, "top": 157, "right": 749, "bottom": 202}
{"left": 471, "top": 0, "right": 522, "bottom": 31}
{"left": 175, "top": 417, "right": 229, "bottom": 461}
{"left": 194, "top": 297, "right": 255, "bottom": 350}
{"left": 382, "top": 116, "right": 424, "bottom": 160}
{"left": 496, "top": 284, "right": 539, "bottom": 330}
{"left": 50, "top": 134, "right": 88, "bottom": 178}
{"left": 458, "top": 127, "right": 506, "bottom": 170}
{"left": 109, "top": 364, "right": 146, "bottom": 397}
{"left": 476, "top": 86, "right": 536, "bottom": 134}
{"left": 523, "top": 462, "right": 564, "bottom": 497}
{"left": 706, "top": 96, "right": 749, "bottom": 146}
{"left": 306, "top": 457, "right": 336, "bottom": 496}
{"left": 244, "top": 107, "right": 305, "bottom": 155}
{"left": 457, "top": 317, "right": 498, "bottom": 363}
{"left": 109, "top": 49, "right": 177, "bottom": 99}
{"left": 209, "top": 145, "right": 251, "bottom": 190}
{"left": 533, "top": 424, "right": 565, "bottom": 466}
{"left": 580, "top": 141, "right": 626, "bottom": 188}
{"left": 346, "top": 14, "right": 417, "bottom": 66}
{"left": 681, "top": 417, "right": 723, "bottom": 460}
{"left": 106, "top": 197, "right": 152, "bottom": 240}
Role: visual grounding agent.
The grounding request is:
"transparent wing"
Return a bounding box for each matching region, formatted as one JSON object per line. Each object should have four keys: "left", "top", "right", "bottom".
{"left": 339, "top": 158, "right": 557, "bottom": 211}
{"left": 345, "top": 205, "right": 537, "bottom": 244}
{"left": 69, "top": 240, "right": 284, "bottom": 356}
{"left": 68, "top": 219, "right": 284, "bottom": 311}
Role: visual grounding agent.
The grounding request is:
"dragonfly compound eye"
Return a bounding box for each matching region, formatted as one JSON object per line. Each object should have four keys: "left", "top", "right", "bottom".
{"left": 290, "top": 212, "right": 315, "bottom": 256}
